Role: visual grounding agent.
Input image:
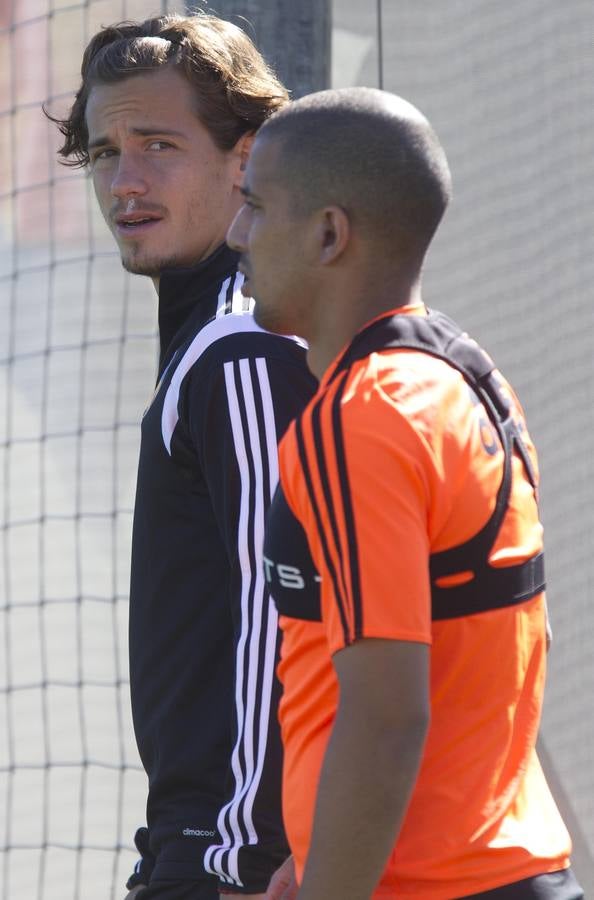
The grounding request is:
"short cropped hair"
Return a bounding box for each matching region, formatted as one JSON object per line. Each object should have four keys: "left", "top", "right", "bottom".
{"left": 259, "top": 87, "right": 452, "bottom": 260}
{"left": 49, "top": 12, "right": 289, "bottom": 167}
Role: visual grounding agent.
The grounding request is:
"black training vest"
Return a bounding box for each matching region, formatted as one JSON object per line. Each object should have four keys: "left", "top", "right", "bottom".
{"left": 330, "top": 308, "right": 545, "bottom": 621}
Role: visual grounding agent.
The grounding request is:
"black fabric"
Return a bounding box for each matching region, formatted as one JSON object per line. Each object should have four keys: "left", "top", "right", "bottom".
{"left": 126, "top": 827, "right": 157, "bottom": 890}
{"left": 462, "top": 867, "right": 584, "bottom": 899}
{"left": 135, "top": 879, "right": 217, "bottom": 900}
{"left": 127, "top": 245, "right": 317, "bottom": 891}
{"left": 263, "top": 484, "right": 321, "bottom": 622}
{"left": 332, "top": 308, "right": 546, "bottom": 621}
{"left": 158, "top": 245, "right": 241, "bottom": 370}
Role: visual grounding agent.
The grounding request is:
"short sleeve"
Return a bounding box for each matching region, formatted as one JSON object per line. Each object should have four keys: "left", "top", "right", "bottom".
{"left": 280, "top": 366, "right": 434, "bottom": 657}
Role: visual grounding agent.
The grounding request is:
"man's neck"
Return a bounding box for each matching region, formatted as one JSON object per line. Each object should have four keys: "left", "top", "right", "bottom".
{"left": 307, "top": 277, "right": 422, "bottom": 380}
{"left": 151, "top": 240, "right": 231, "bottom": 295}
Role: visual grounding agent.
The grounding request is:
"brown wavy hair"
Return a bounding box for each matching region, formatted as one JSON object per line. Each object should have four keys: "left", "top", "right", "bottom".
{"left": 48, "top": 12, "right": 289, "bottom": 167}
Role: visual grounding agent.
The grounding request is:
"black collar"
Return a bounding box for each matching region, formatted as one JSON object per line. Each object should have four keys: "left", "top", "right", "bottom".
{"left": 157, "top": 244, "right": 239, "bottom": 368}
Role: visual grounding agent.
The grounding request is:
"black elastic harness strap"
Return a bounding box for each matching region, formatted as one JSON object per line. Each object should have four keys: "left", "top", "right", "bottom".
{"left": 331, "top": 309, "right": 545, "bottom": 621}
{"left": 429, "top": 381, "right": 515, "bottom": 579}
{"left": 431, "top": 552, "right": 546, "bottom": 620}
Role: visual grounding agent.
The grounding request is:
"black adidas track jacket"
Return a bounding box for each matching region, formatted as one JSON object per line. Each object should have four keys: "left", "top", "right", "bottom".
{"left": 126, "top": 244, "right": 316, "bottom": 893}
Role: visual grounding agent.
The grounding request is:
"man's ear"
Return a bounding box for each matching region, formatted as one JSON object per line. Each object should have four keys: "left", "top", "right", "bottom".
{"left": 314, "top": 206, "right": 350, "bottom": 265}
{"left": 233, "top": 132, "right": 255, "bottom": 186}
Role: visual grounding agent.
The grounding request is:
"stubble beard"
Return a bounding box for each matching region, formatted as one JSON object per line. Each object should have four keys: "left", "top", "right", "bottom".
{"left": 120, "top": 246, "right": 186, "bottom": 278}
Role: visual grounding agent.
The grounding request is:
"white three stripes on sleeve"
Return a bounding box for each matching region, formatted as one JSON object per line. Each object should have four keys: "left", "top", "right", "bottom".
{"left": 203, "top": 357, "right": 280, "bottom": 887}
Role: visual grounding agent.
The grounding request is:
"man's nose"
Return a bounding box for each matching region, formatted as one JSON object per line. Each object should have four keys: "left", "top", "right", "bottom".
{"left": 226, "top": 204, "right": 250, "bottom": 251}
{"left": 110, "top": 152, "right": 149, "bottom": 200}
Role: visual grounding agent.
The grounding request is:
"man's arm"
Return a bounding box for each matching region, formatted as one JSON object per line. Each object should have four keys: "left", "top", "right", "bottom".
{"left": 297, "top": 638, "right": 430, "bottom": 900}
{"left": 265, "top": 856, "right": 297, "bottom": 900}
{"left": 188, "top": 339, "right": 316, "bottom": 895}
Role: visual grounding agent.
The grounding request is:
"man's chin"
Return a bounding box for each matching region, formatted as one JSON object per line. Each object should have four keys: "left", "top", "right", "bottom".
{"left": 252, "top": 303, "right": 269, "bottom": 330}
{"left": 253, "top": 303, "right": 288, "bottom": 336}
{"left": 121, "top": 253, "right": 178, "bottom": 278}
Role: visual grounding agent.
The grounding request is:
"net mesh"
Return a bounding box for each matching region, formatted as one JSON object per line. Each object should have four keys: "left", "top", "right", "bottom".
{"left": 1, "top": 2, "right": 184, "bottom": 896}
{"left": 333, "top": 1, "right": 594, "bottom": 887}
{"left": 2, "top": 0, "right": 593, "bottom": 897}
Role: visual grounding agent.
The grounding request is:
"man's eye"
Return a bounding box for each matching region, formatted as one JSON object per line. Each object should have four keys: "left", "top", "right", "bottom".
{"left": 92, "top": 148, "right": 117, "bottom": 162}
{"left": 147, "top": 141, "right": 173, "bottom": 151}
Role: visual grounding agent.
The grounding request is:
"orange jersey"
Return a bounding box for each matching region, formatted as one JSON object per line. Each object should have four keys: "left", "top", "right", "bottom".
{"left": 264, "top": 306, "right": 571, "bottom": 898}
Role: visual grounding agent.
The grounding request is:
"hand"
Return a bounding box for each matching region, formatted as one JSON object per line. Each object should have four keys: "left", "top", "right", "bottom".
{"left": 124, "top": 887, "right": 146, "bottom": 899}
{"left": 265, "top": 856, "right": 298, "bottom": 900}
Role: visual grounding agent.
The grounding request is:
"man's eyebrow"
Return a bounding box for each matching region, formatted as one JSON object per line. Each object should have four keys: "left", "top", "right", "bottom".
{"left": 87, "top": 127, "right": 188, "bottom": 150}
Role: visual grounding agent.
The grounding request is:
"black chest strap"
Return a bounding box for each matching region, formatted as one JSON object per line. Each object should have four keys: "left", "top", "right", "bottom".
{"left": 332, "top": 309, "right": 545, "bottom": 621}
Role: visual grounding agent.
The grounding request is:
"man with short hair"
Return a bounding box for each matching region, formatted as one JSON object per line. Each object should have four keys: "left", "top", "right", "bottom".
{"left": 50, "top": 14, "right": 316, "bottom": 899}
{"left": 228, "top": 87, "right": 583, "bottom": 899}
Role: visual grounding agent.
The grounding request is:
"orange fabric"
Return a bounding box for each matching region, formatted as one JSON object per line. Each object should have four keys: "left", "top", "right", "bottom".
{"left": 277, "top": 308, "right": 571, "bottom": 897}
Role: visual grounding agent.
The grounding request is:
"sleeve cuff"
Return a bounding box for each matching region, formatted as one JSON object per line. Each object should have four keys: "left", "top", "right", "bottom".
{"left": 125, "top": 827, "right": 155, "bottom": 890}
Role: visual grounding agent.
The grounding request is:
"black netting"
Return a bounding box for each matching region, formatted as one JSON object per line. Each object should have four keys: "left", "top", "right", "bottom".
{"left": 2, "top": 0, "right": 593, "bottom": 896}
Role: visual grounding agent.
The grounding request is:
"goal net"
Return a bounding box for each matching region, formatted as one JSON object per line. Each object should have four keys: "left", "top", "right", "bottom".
{"left": 2, "top": 0, "right": 593, "bottom": 897}
{"left": 333, "top": 1, "right": 594, "bottom": 889}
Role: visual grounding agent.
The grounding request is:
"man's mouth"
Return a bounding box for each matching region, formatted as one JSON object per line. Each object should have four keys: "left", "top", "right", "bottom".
{"left": 114, "top": 213, "right": 163, "bottom": 237}
{"left": 120, "top": 217, "right": 156, "bottom": 227}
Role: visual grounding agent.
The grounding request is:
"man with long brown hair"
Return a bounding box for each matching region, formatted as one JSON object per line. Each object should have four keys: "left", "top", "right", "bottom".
{"left": 49, "top": 13, "right": 316, "bottom": 899}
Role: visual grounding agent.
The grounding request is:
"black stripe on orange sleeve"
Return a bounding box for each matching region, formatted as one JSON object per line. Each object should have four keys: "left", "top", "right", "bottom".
{"left": 295, "top": 401, "right": 351, "bottom": 647}
{"left": 311, "top": 389, "right": 350, "bottom": 614}
{"left": 331, "top": 374, "right": 363, "bottom": 639}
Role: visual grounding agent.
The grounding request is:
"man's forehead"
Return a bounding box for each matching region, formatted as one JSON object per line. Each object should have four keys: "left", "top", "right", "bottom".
{"left": 85, "top": 68, "right": 194, "bottom": 130}
{"left": 247, "top": 135, "right": 286, "bottom": 190}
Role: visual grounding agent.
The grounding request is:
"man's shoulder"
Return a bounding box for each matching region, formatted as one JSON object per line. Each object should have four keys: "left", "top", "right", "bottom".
{"left": 174, "top": 312, "right": 307, "bottom": 380}
{"left": 160, "top": 313, "right": 312, "bottom": 453}
{"left": 162, "top": 315, "right": 309, "bottom": 413}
